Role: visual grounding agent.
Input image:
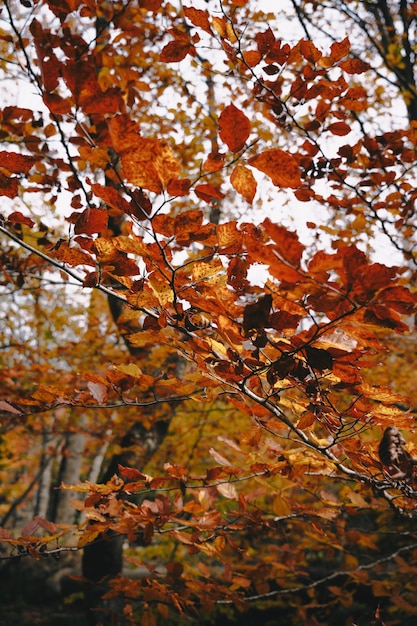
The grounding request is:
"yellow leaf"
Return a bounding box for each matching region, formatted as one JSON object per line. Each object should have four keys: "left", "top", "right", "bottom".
{"left": 114, "top": 363, "right": 143, "bottom": 378}
{"left": 77, "top": 529, "right": 100, "bottom": 548}
{"left": 192, "top": 258, "right": 224, "bottom": 282}
{"left": 273, "top": 495, "right": 291, "bottom": 516}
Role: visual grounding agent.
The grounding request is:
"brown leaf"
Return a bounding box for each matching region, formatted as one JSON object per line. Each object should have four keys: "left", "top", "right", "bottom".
{"left": 160, "top": 28, "right": 192, "bottom": 63}
{"left": 243, "top": 294, "right": 272, "bottom": 335}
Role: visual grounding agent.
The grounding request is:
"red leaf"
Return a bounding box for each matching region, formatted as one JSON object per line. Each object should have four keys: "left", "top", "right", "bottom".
{"left": 118, "top": 465, "right": 148, "bottom": 481}
{"left": 34, "top": 516, "right": 58, "bottom": 534}
{"left": 160, "top": 39, "right": 190, "bottom": 63}
{"left": 255, "top": 27, "right": 276, "bottom": 56}
{"left": 7, "top": 211, "right": 35, "bottom": 227}
{"left": 0, "top": 173, "right": 19, "bottom": 198}
{"left": 167, "top": 178, "right": 191, "bottom": 196}
{"left": 263, "top": 218, "right": 305, "bottom": 266}
{"left": 0, "top": 527, "right": 13, "bottom": 541}
{"left": 219, "top": 103, "right": 251, "bottom": 153}
{"left": 21, "top": 519, "right": 40, "bottom": 538}
{"left": 74, "top": 208, "right": 108, "bottom": 235}
{"left": 0, "top": 151, "right": 36, "bottom": 174}
{"left": 160, "top": 29, "right": 192, "bottom": 63}
{"left": 90, "top": 182, "right": 132, "bottom": 214}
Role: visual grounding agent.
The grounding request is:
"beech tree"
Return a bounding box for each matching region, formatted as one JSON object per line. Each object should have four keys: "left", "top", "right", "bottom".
{"left": 1, "top": 1, "right": 417, "bottom": 624}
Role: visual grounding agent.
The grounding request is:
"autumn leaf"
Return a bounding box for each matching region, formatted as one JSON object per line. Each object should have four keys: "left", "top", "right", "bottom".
{"left": 183, "top": 6, "right": 212, "bottom": 34}
{"left": 329, "top": 37, "right": 350, "bottom": 62}
{"left": 73, "top": 208, "right": 108, "bottom": 235}
{"left": 248, "top": 149, "right": 302, "bottom": 188}
{"left": 243, "top": 294, "right": 272, "bottom": 336}
{"left": 0, "top": 151, "right": 36, "bottom": 174}
{"left": 230, "top": 165, "right": 257, "bottom": 203}
{"left": 327, "top": 121, "right": 351, "bottom": 136}
{"left": 338, "top": 58, "right": 370, "bottom": 74}
{"left": 219, "top": 103, "right": 251, "bottom": 153}
{"left": 160, "top": 28, "right": 192, "bottom": 63}
{"left": 109, "top": 115, "right": 180, "bottom": 192}
{"left": 194, "top": 183, "right": 226, "bottom": 202}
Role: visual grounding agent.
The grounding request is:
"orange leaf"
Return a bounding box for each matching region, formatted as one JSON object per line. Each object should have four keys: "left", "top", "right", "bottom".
{"left": 167, "top": 178, "right": 191, "bottom": 196}
{"left": 183, "top": 6, "right": 212, "bottom": 34}
{"left": 329, "top": 37, "right": 350, "bottom": 62}
{"left": 300, "top": 39, "right": 322, "bottom": 63}
{"left": 212, "top": 16, "right": 227, "bottom": 38}
{"left": 219, "top": 103, "right": 251, "bottom": 153}
{"left": 194, "top": 183, "right": 226, "bottom": 202}
{"left": 338, "top": 58, "right": 369, "bottom": 74}
{"left": 203, "top": 151, "right": 225, "bottom": 173}
{"left": 263, "top": 218, "right": 305, "bottom": 266}
{"left": 109, "top": 115, "right": 180, "bottom": 193}
{"left": 53, "top": 242, "right": 95, "bottom": 267}
{"left": 90, "top": 182, "right": 132, "bottom": 214}
{"left": 248, "top": 149, "right": 302, "bottom": 188}
{"left": 230, "top": 165, "right": 257, "bottom": 203}
{"left": 242, "top": 49, "right": 262, "bottom": 67}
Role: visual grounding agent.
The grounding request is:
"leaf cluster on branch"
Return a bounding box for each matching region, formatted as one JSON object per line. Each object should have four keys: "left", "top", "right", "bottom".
{"left": 1, "top": 0, "right": 417, "bottom": 624}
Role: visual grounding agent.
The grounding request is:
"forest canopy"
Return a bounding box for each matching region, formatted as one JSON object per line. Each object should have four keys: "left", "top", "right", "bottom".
{"left": 1, "top": 1, "right": 417, "bottom": 625}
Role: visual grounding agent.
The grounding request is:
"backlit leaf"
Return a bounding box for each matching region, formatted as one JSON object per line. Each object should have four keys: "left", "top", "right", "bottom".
{"left": 219, "top": 104, "right": 251, "bottom": 153}
{"left": 183, "top": 6, "right": 212, "bottom": 34}
{"left": 248, "top": 149, "right": 302, "bottom": 188}
{"left": 230, "top": 165, "right": 257, "bottom": 203}
{"left": 338, "top": 58, "right": 370, "bottom": 74}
